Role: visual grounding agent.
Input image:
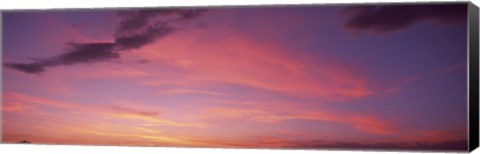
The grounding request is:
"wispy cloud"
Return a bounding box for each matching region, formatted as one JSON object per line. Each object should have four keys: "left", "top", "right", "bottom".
{"left": 132, "top": 31, "right": 376, "bottom": 101}
{"left": 381, "top": 64, "right": 467, "bottom": 94}
{"left": 3, "top": 92, "right": 204, "bottom": 128}
{"left": 200, "top": 101, "right": 394, "bottom": 134}
{"left": 400, "top": 64, "right": 466, "bottom": 84}
{"left": 2, "top": 101, "right": 34, "bottom": 112}
{"left": 4, "top": 92, "right": 85, "bottom": 109}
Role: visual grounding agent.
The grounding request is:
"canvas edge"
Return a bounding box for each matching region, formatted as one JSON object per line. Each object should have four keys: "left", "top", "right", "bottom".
{"left": 0, "top": 1, "right": 470, "bottom": 13}
{"left": 0, "top": 11, "right": 3, "bottom": 143}
{"left": 468, "top": 1, "right": 480, "bottom": 152}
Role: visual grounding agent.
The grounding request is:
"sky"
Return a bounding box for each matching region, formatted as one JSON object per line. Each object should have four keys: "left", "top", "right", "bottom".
{"left": 1, "top": 3, "right": 470, "bottom": 151}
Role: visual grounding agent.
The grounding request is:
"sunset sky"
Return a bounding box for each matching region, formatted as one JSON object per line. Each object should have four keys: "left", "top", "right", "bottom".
{"left": 1, "top": 3, "right": 470, "bottom": 151}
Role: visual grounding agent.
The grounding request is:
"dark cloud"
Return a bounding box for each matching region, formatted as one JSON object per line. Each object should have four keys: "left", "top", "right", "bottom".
{"left": 176, "top": 9, "right": 208, "bottom": 20}
{"left": 116, "top": 9, "right": 178, "bottom": 34}
{"left": 340, "top": 4, "right": 467, "bottom": 35}
{"left": 115, "top": 8, "right": 206, "bottom": 35}
{"left": 6, "top": 8, "right": 207, "bottom": 74}
{"left": 114, "top": 23, "right": 175, "bottom": 50}
{"left": 6, "top": 62, "right": 47, "bottom": 74}
{"left": 6, "top": 43, "right": 116, "bottom": 74}
{"left": 56, "top": 43, "right": 118, "bottom": 65}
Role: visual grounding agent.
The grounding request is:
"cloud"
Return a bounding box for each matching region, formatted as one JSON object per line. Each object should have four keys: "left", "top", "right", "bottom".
{"left": 114, "top": 23, "right": 175, "bottom": 50}
{"left": 201, "top": 104, "right": 393, "bottom": 134}
{"left": 5, "top": 62, "right": 46, "bottom": 74}
{"left": 133, "top": 31, "right": 375, "bottom": 100}
{"left": 5, "top": 8, "right": 207, "bottom": 74}
{"left": 112, "top": 9, "right": 206, "bottom": 51}
{"left": 6, "top": 43, "right": 117, "bottom": 74}
{"left": 340, "top": 4, "right": 467, "bottom": 35}
{"left": 108, "top": 105, "right": 161, "bottom": 117}
{"left": 103, "top": 111, "right": 206, "bottom": 128}
{"left": 400, "top": 63, "right": 466, "bottom": 83}
{"left": 116, "top": 8, "right": 206, "bottom": 32}
{"left": 381, "top": 64, "right": 467, "bottom": 94}
{"left": 156, "top": 88, "right": 230, "bottom": 96}
{"left": 4, "top": 91, "right": 205, "bottom": 128}
{"left": 4, "top": 92, "right": 85, "bottom": 109}
{"left": 116, "top": 9, "right": 203, "bottom": 28}
{"left": 2, "top": 101, "right": 34, "bottom": 112}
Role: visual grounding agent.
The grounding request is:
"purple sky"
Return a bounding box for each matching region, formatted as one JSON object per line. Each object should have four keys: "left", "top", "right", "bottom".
{"left": 2, "top": 3, "right": 470, "bottom": 151}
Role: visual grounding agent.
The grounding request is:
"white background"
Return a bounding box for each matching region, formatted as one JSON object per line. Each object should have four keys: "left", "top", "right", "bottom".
{"left": 0, "top": 0, "right": 478, "bottom": 153}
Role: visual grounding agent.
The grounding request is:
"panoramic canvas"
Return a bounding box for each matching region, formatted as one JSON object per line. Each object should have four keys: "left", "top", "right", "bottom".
{"left": 1, "top": 3, "right": 472, "bottom": 151}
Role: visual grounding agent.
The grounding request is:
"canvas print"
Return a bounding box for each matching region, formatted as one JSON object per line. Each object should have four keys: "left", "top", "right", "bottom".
{"left": 1, "top": 2, "right": 473, "bottom": 151}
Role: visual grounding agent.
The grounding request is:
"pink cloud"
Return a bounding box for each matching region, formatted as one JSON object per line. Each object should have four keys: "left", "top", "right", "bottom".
{"left": 129, "top": 25, "right": 375, "bottom": 101}
{"left": 2, "top": 101, "right": 34, "bottom": 112}
{"left": 4, "top": 92, "right": 85, "bottom": 109}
